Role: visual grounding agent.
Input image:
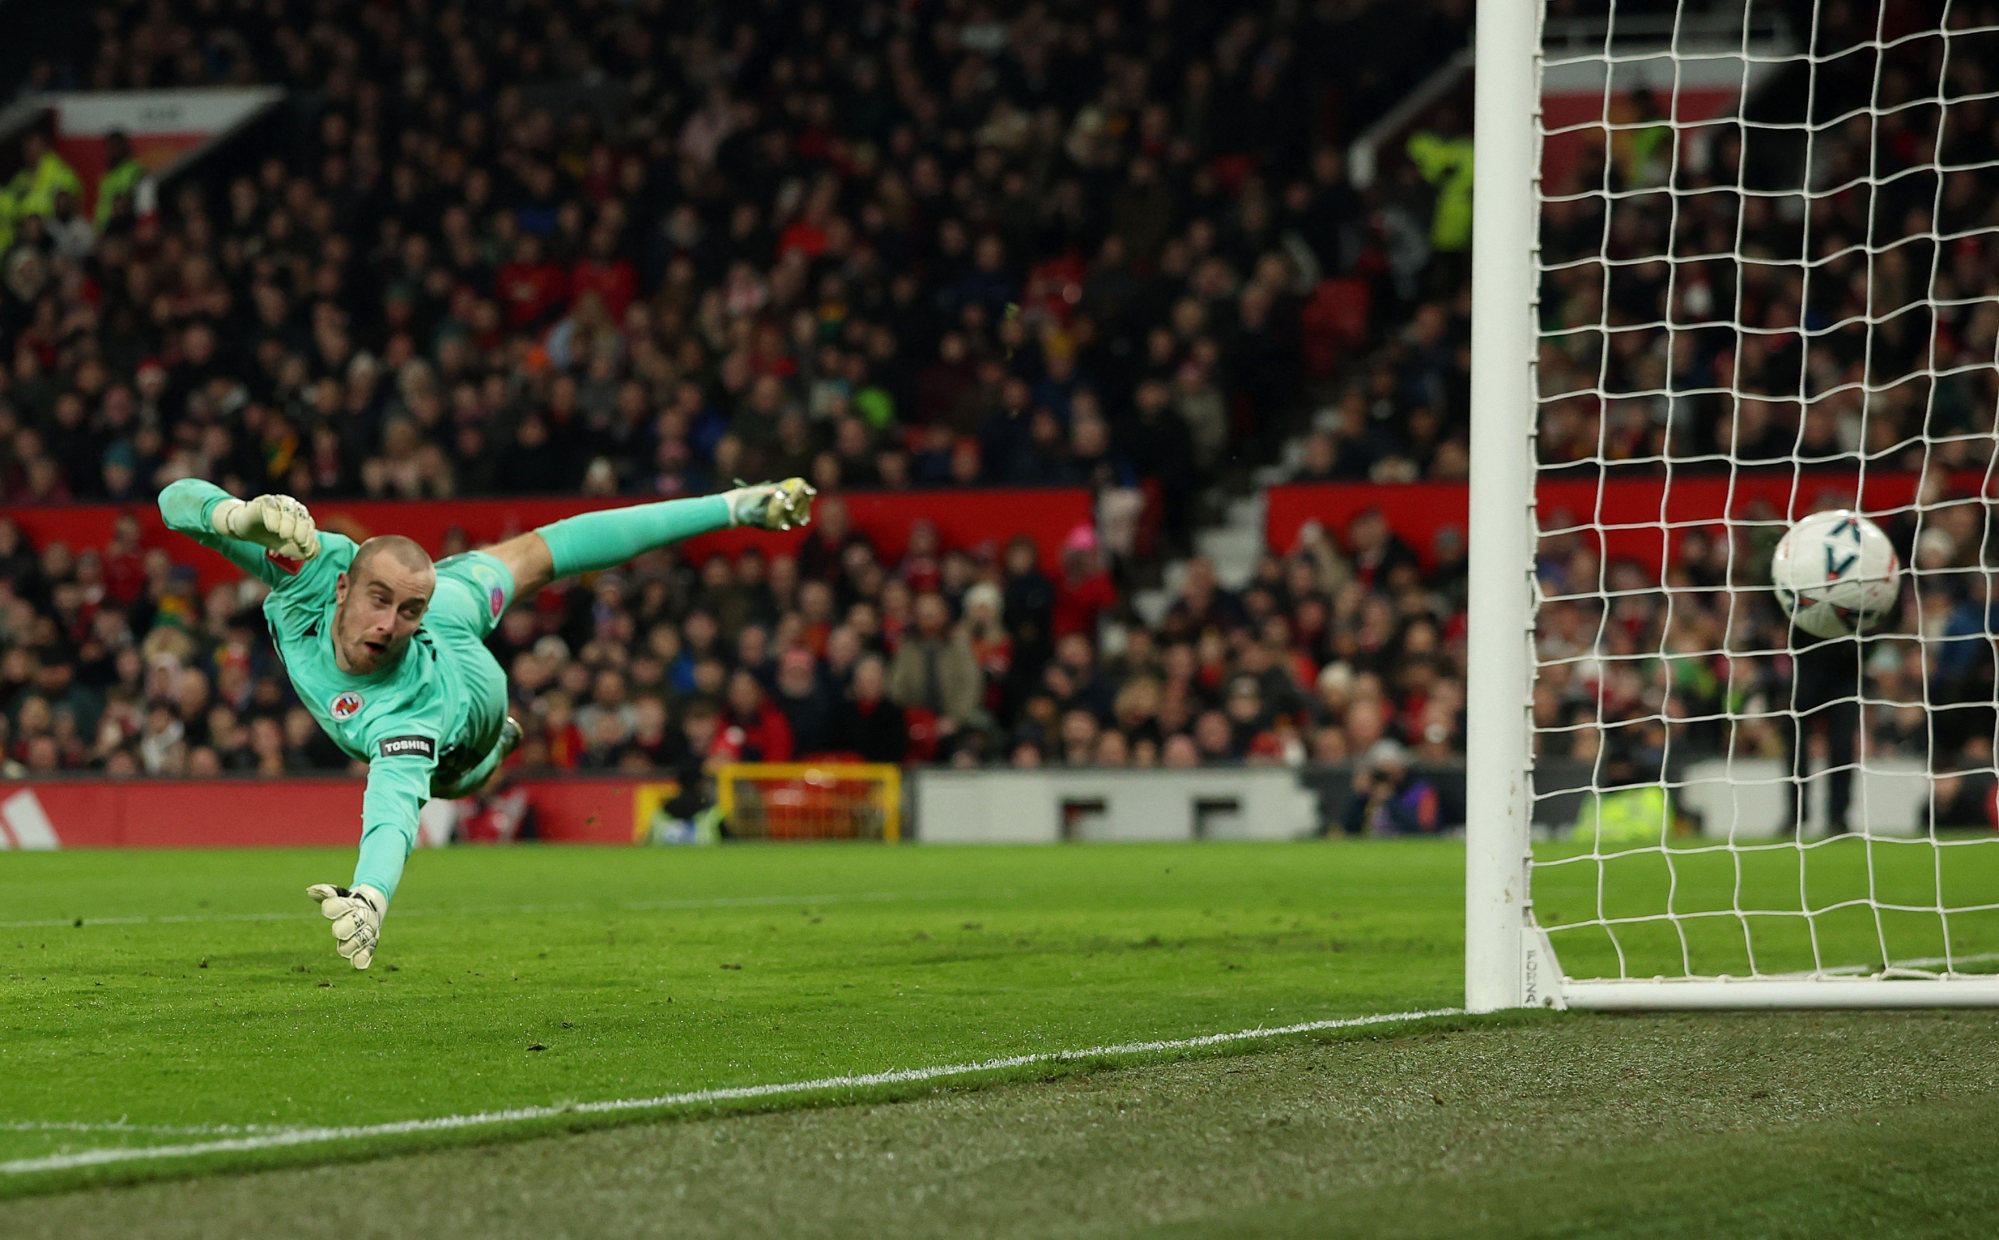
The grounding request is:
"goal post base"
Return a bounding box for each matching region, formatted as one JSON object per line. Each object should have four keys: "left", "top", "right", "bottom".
{"left": 1558, "top": 979, "right": 1999, "bottom": 1011}
{"left": 1508, "top": 924, "right": 1999, "bottom": 1010}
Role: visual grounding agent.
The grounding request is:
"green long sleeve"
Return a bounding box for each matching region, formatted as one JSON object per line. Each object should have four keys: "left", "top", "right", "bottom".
{"left": 158, "top": 479, "right": 294, "bottom": 587}
{"left": 351, "top": 754, "right": 432, "bottom": 900}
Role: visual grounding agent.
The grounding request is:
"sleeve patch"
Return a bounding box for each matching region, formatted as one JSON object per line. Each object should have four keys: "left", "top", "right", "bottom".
{"left": 377, "top": 735, "right": 437, "bottom": 760}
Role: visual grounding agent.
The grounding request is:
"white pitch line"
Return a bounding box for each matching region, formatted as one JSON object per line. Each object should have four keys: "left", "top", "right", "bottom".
{"left": 0, "top": 1007, "right": 1461, "bottom": 1175}
{"left": 0, "top": 889, "right": 1000, "bottom": 930}
{"left": 1807, "top": 949, "right": 1999, "bottom": 978}
{"left": 2, "top": 1121, "right": 291, "bottom": 1136}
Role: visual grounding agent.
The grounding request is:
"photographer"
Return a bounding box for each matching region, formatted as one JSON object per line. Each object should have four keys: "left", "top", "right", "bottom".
{"left": 1340, "top": 740, "right": 1441, "bottom": 836}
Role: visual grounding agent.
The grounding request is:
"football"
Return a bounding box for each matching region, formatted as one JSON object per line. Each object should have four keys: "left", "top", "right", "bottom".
{"left": 1770, "top": 509, "right": 1903, "bottom": 638}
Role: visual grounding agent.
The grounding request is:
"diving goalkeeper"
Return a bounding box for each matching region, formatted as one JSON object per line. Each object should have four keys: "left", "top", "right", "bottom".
{"left": 158, "top": 477, "right": 815, "bottom": 968}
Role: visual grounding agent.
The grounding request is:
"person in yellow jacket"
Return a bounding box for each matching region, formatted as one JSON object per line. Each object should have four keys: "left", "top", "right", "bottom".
{"left": 1573, "top": 783, "right": 1672, "bottom": 851}
{"left": 94, "top": 130, "right": 148, "bottom": 228}
{"left": 1572, "top": 743, "right": 1692, "bottom": 850}
{"left": 1, "top": 129, "right": 83, "bottom": 253}
{"left": 1405, "top": 107, "right": 1474, "bottom": 255}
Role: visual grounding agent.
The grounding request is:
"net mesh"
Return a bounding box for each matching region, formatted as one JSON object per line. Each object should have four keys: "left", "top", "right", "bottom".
{"left": 1528, "top": 0, "right": 1999, "bottom": 982}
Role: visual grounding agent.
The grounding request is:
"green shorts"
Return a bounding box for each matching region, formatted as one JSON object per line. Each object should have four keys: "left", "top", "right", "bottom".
{"left": 430, "top": 551, "right": 517, "bottom": 640}
{"left": 427, "top": 552, "right": 518, "bottom": 796}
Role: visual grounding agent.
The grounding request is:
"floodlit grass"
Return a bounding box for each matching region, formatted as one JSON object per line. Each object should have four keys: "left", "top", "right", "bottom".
{"left": 0, "top": 840, "right": 1461, "bottom": 1193}
{"left": 6, "top": 836, "right": 1999, "bottom": 1237}
{"left": 1533, "top": 833, "right": 1999, "bottom": 980}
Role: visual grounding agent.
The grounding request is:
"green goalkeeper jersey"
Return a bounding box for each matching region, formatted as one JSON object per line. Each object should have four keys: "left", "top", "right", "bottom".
{"left": 161, "top": 480, "right": 514, "bottom": 886}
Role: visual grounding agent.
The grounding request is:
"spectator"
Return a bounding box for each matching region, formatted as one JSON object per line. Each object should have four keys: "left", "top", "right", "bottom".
{"left": 94, "top": 130, "right": 149, "bottom": 229}
{"left": 887, "top": 591, "right": 982, "bottom": 736}
{"left": 579, "top": 711, "right": 632, "bottom": 770}
{"left": 772, "top": 648, "right": 836, "bottom": 757}
{"left": 1, "top": 129, "right": 82, "bottom": 251}
{"left": 1001, "top": 536, "right": 1056, "bottom": 669}
{"left": 625, "top": 692, "right": 677, "bottom": 768}
{"left": 1051, "top": 530, "right": 1118, "bottom": 641}
{"left": 831, "top": 655, "right": 906, "bottom": 765}
{"left": 537, "top": 691, "right": 586, "bottom": 769}
{"left": 716, "top": 668, "right": 794, "bottom": 764}
{"left": 1346, "top": 509, "right": 1419, "bottom": 592}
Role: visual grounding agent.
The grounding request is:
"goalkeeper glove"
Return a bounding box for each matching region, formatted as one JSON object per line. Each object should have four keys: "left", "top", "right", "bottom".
{"left": 306, "top": 883, "right": 387, "bottom": 970}
{"left": 724, "top": 477, "right": 817, "bottom": 531}
{"left": 211, "top": 493, "right": 320, "bottom": 561}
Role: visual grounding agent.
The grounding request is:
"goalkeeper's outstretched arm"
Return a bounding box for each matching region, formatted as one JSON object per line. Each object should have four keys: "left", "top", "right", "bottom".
{"left": 306, "top": 737, "right": 436, "bottom": 970}
{"left": 481, "top": 478, "right": 815, "bottom": 602}
{"left": 159, "top": 478, "right": 323, "bottom": 587}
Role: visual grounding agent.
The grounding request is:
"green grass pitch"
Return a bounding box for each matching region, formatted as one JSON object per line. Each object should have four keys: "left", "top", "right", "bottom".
{"left": 5, "top": 839, "right": 1999, "bottom": 1237}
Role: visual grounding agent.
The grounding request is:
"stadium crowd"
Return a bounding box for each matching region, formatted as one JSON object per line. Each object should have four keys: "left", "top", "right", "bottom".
{"left": 0, "top": 0, "right": 1482, "bottom": 796}
{"left": 16, "top": 6, "right": 1981, "bottom": 810}
{"left": 1530, "top": 0, "right": 1999, "bottom": 811}
{"left": 4, "top": 0, "right": 1995, "bottom": 827}
{"left": 9, "top": 0, "right": 1989, "bottom": 812}
{"left": 2, "top": 0, "right": 1475, "bottom": 517}
{"left": 0, "top": 502, "right": 1468, "bottom": 783}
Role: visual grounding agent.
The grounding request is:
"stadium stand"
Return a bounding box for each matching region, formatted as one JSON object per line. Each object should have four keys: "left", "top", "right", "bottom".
{"left": 4, "top": 0, "right": 1477, "bottom": 798}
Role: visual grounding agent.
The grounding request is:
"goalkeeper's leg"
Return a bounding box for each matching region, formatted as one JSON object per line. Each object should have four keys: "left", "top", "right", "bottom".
{"left": 435, "top": 716, "right": 525, "bottom": 799}
{"left": 480, "top": 480, "right": 814, "bottom": 602}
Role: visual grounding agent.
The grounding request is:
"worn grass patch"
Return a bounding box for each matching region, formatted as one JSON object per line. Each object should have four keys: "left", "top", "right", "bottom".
{"left": 5, "top": 1011, "right": 1994, "bottom": 1239}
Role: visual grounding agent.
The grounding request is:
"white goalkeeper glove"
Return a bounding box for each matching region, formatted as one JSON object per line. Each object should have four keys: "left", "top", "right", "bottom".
{"left": 306, "top": 883, "right": 387, "bottom": 969}
{"left": 724, "top": 477, "right": 817, "bottom": 531}
{"left": 212, "top": 493, "right": 320, "bottom": 561}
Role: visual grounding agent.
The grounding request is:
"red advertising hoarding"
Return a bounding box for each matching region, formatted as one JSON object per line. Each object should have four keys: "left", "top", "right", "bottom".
{"left": 0, "top": 776, "right": 653, "bottom": 850}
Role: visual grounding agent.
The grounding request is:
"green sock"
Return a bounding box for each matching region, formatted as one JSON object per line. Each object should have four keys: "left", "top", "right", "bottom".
{"left": 536, "top": 495, "right": 732, "bottom": 578}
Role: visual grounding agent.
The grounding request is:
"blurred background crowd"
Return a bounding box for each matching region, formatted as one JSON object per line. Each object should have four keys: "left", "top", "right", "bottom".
{"left": 1, "top": 0, "right": 1476, "bottom": 513}
{"left": 3, "top": 0, "right": 1991, "bottom": 826}
{"left": 0, "top": 500, "right": 1469, "bottom": 787}
{"left": 1530, "top": 0, "right": 1999, "bottom": 806}
{"left": 0, "top": 0, "right": 1478, "bottom": 796}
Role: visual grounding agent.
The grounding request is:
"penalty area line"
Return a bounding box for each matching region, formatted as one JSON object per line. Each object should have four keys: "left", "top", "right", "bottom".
{"left": 0, "top": 1007, "right": 1461, "bottom": 1175}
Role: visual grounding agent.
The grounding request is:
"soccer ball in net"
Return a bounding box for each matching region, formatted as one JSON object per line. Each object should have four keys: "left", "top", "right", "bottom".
{"left": 1769, "top": 510, "right": 1902, "bottom": 639}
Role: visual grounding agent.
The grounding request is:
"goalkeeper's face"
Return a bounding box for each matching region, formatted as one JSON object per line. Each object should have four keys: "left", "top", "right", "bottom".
{"left": 333, "top": 558, "right": 435, "bottom": 675}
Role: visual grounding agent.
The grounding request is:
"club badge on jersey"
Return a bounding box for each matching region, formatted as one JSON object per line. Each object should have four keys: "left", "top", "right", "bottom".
{"left": 331, "top": 691, "right": 364, "bottom": 720}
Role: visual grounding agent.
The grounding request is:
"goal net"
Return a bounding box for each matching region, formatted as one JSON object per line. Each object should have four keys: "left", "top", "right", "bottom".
{"left": 1469, "top": 0, "right": 1999, "bottom": 1008}
{"left": 715, "top": 763, "right": 904, "bottom": 842}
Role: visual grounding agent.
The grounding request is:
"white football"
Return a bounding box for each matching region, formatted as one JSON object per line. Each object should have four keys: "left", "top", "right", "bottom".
{"left": 1770, "top": 509, "right": 1902, "bottom": 638}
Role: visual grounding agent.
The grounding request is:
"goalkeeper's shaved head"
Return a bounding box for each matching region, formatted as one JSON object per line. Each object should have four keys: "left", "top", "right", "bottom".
{"left": 351, "top": 535, "right": 434, "bottom": 583}
{"left": 335, "top": 536, "right": 436, "bottom": 675}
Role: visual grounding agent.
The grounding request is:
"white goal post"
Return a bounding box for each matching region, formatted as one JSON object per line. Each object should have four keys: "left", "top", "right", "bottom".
{"left": 1467, "top": 0, "right": 1999, "bottom": 1009}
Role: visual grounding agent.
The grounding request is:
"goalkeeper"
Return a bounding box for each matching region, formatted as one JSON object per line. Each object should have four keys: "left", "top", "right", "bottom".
{"left": 159, "top": 477, "right": 815, "bottom": 968}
